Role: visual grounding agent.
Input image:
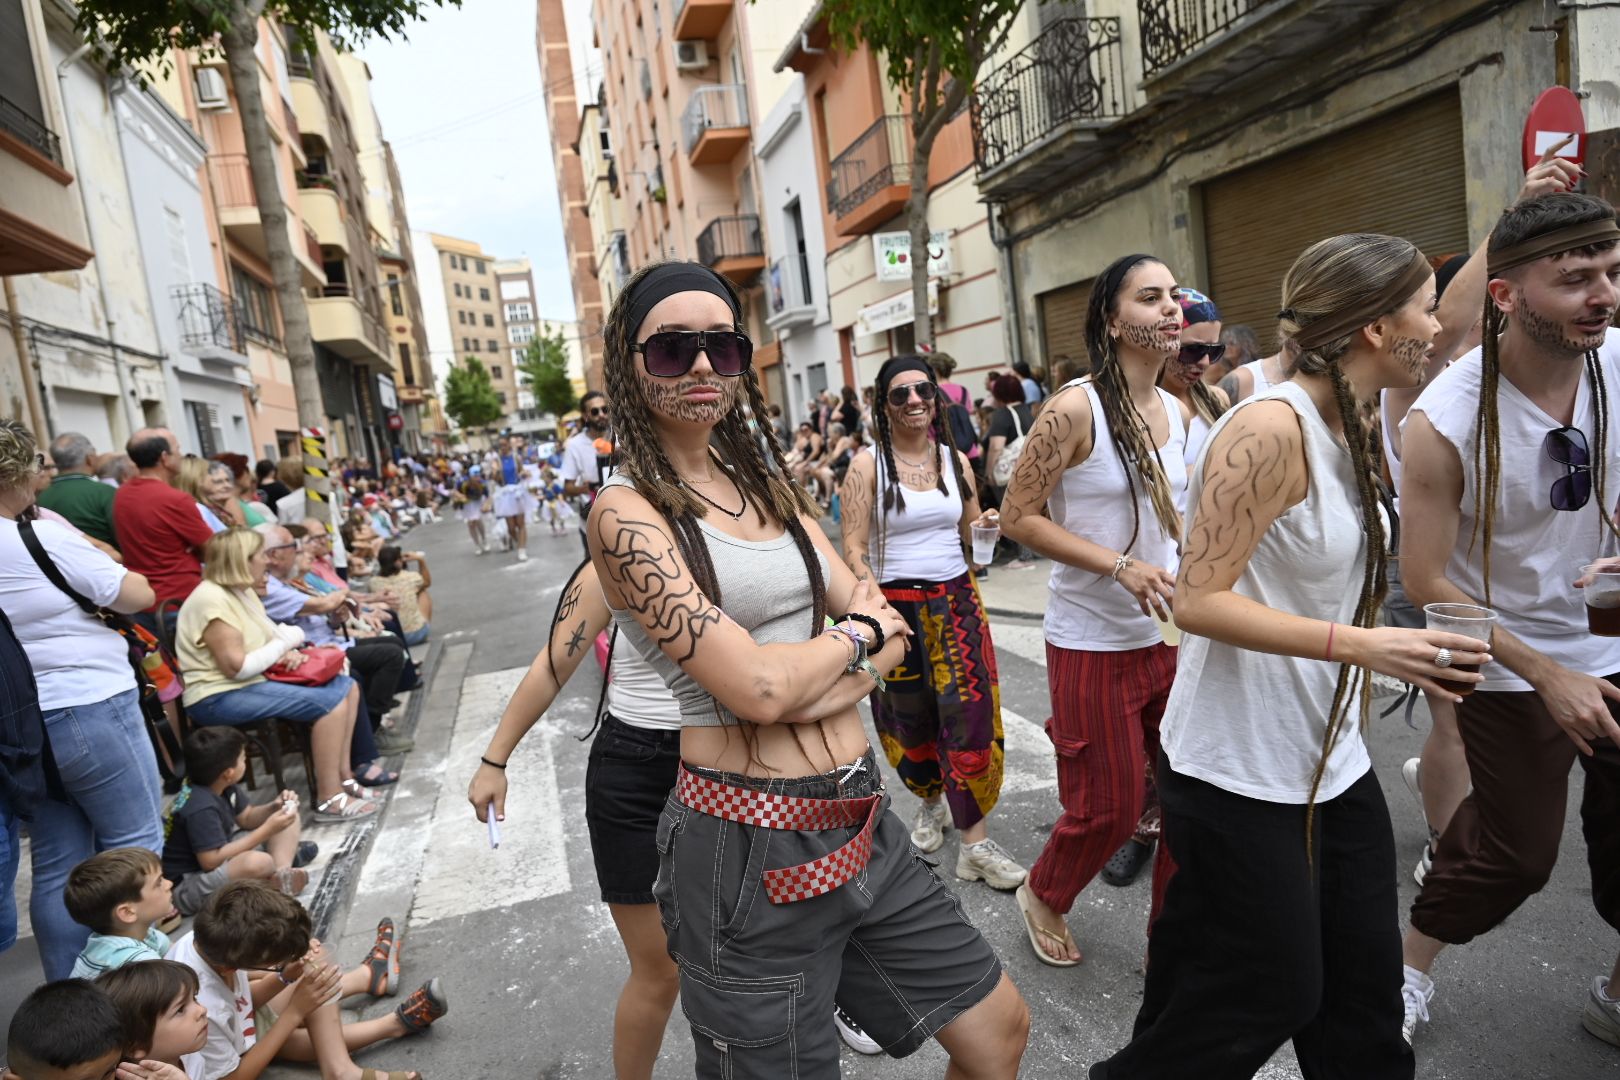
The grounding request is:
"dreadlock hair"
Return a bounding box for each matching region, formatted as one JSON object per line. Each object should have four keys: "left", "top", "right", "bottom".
{"left": 1278, "top": 233, "right": 1416, "bottom": 856}
{"left": 1085, "top": 255, "right": 1184, "bottom": 554}
{"left": 602, "top": 261, "right": 832, "bottom": 772}
{"left": 1472, "top": 193, "right": 1620, "bottom": 604}
{"left": 869, "top": 357, "right": 972, "bottom": 580}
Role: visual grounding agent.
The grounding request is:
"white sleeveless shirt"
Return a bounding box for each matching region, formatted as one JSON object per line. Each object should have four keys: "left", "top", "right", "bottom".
{"left": 1181, "top": 412, "right": 1213, "bottom": 515}
{"left": 1044, "top": 381, "right": 1187, "bottom": 652}
{"left": 868, "top": 443, "right": 970, "bottom": 582}
{"left": 1407, "top": 330, "right": 1620, "bottom": 691}
{"left": 1241, "top": 358, "right": 1274, "bottom": 397}
{"left": 1160, "top": 381, "right": 1372, "bottom": 804}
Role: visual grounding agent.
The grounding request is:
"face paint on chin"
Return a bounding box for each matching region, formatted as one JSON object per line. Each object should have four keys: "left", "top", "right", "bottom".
{"left": 639, "top": 374, "right": 740, "bottom": 425}
{"left": 1389, "top": 335, "right": 1430, "bottom": 382}
{"left": 1518, "top": 290, "right": 1610, "bottom": 354}
{"left": 1117, "top": 319, "right": 1177, "bottom": 354}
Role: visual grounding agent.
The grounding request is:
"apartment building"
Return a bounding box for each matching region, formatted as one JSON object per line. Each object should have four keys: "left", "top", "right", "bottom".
{"left": 494, "top": 258, "right": 548, "bottom": 435}
{"left": 424, "top": 233, "right": 522, "bottom": 428}
{"left": 578, "top": 97, "right": 631, "bottom": 321}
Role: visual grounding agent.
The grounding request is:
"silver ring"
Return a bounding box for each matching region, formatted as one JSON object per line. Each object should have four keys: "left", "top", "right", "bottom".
{"left": 1434, "top": 648, "right": 1454, "bottom": 669}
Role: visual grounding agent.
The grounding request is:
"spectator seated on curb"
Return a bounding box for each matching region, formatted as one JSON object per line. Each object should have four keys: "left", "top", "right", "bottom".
{"left": 168, "top": 882, "right": 446, "bottom": 1080}
{"left": 162, "top": 728, "right": 316, "bottom": 916}
{"left": 370, "top": 547, "right": 432, "bottom": 648}
{"left": 96, "top": 959, "right": 210, "bottom": 1076}
{"left": 64, "top": 847, "right": 175, "bottom": 979}
{"left": 2, "top": 978, "right": 131, "bottom": 1080}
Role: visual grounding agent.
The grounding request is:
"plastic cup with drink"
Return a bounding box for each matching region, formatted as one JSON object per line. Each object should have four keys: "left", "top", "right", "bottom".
{"left": 970, "top": 511, "right": 1000, "bottom": 566}
{"left": 1579, "top": 560, "right": 1620, "bottom": 637}
{"left": 1422, "top": 603, "right": 1496, "bottom": 697}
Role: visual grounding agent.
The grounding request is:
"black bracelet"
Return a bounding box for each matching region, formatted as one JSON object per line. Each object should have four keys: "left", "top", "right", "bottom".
{"left": 480, "top": 756, "right": 507, "bottom": 770}
{"left": 839, "top": 612, "right": 885, "bottom": 654}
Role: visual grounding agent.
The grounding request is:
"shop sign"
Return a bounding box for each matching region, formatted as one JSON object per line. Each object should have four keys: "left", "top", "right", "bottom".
{"left": 855, "top": 280, "right": 939, "bottom": 337}
{"left": 872, "top": 231, "right": 952, "bottom": 283}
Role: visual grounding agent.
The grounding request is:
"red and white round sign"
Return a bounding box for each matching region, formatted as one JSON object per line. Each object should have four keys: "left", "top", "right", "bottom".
{"left": 1523, "top": 86, "right": 1586, "bottom": 173}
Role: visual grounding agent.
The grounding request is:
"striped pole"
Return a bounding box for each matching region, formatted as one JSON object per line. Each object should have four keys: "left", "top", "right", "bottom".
{"left": 300, "top": 426, "right": 333, "bottom": 535}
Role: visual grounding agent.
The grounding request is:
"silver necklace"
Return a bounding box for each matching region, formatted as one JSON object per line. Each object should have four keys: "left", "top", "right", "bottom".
{"left": 892, "top": 441, "right": 936, "bottom": 470}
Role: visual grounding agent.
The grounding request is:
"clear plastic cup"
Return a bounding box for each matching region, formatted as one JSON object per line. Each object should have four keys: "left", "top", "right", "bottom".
{"left": 1581, "top": 562, "right": 1620, "bottom": 637}
{"left": 970, "top": 523, "right": 999, "bottom": 565}
{"left": 1422, "top": 603, "right": 1496, "bottom": 697}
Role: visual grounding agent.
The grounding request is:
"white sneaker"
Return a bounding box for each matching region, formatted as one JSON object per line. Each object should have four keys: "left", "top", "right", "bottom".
{"left": 1583, "top": 976, "right": 1620, "bottom": 1047}
{"left": 833, "top": 1006, "right": 882, "bottom": 1055}
{"left": 517, "top": 548, "right": 528, "bottom": 562}
{"left": 956, "top": 838, "right": 1028, "bottom": 890}
{"left": 1401, "top": 965, "right": 1434, "bottom": 1045}
{"left": 1413, "top": 842, "right": 1435, "bottom": 887}
{"left": 1401, "top": 756, "right": 1423, "bottom": 808}
{"left": 910, "top": 800, "right": 949, "bottom": 854}
{"left": 474, "top": 545, "right": 486, "bottom": 556}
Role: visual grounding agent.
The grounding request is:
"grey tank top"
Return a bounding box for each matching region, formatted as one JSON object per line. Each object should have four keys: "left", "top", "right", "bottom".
{"left": 599, "top": 472, "right": 827, "bottom": 727}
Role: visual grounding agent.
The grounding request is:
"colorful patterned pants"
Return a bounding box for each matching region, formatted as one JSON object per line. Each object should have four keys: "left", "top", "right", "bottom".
{"left": 869, "top": 571, "right": 1004, "bottom": 831}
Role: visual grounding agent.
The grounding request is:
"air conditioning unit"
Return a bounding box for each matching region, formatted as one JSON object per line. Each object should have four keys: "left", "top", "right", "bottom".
{"left": 195, "top": 68, "right": 229, "bottom": 111}
{"left": 673, "top": 40, "right": 708, "bottom": 72}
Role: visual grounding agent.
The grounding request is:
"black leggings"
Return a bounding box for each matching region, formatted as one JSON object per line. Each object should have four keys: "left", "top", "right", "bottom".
{"left": 1092, "top": 757, "right": 1413, "bottom": 1080}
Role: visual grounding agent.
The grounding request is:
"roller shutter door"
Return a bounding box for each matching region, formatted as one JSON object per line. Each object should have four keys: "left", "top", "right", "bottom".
{"left": 1038, "top": 277, "right": 1094, "bottom": 372}
{"left": 1202, "top": 90, "right": 1470, "bottom": 347}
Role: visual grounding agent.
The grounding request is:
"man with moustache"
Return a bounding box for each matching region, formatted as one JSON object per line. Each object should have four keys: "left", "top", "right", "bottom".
{"left": 1396, "top": 192, "right": 1620, "bottom": 1047}
{"left": 560, "top": 390, "right": 611, "bottom": 556}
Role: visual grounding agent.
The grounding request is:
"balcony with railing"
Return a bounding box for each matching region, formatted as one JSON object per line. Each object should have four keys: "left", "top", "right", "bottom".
{"left": 289, "top": 75, "right": 330, "bottom": 149}
{"left": 0, "top": 93, "right": 62, "bottom": 167}
{"left": 602, "top": 230, "right": 631, "bottom": 292}
{"left": 696, "top": 214, "right": 765, "bottom": 284}
{"left": 826, "top": 116, "right": 911, "bottom": 236}
{"left": 306, "top": 281, "right": 390, "bottom": 364}
{"left": 971, "top": 17, "right": 1135, "bottom": 199}
{"left": 766, "top": 254, "right": 815, "bottom": 330}
{"left": 681, "top": 85, "right": 749, "bottom": 165}
{"left": 295, "top": 170, "right": 346, "bottom": 253}
{"left": 172, "top": 283, "right": 248, "bottom": 362}
{"left": 673, "top": 0, "right": 731, "bottom": 41}
{"left": 287, "top": 49, "right": 314, "bottom": 80}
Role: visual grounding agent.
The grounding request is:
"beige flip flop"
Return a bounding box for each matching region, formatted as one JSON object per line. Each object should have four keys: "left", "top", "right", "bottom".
{"left": 1016, "top": 883, "right": 1081, "bottom": 967}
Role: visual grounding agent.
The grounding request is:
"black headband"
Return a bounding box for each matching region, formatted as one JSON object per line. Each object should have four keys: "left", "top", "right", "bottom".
{"left": 1486, "top": 217, "right": 1620, "bottom": 276}
{"left": 624, "top": 263, "right": 742, "bottom": 339}
{"left": 876, "top": 355, "right": 935, "bottom": 390}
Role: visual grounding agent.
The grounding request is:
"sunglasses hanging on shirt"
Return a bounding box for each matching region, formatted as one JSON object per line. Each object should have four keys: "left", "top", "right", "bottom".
{"left": 1546, "top": 425, "right": 1591, "bottom": 512}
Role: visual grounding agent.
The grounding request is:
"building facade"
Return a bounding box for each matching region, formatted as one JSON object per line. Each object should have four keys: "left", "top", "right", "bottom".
{"left": 423, "top": 233, "right": 521, "bottom": 434}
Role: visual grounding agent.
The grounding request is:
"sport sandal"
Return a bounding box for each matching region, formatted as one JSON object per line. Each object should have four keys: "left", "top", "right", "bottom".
{"left": 365, "top": 916, "right": 400, "bottom": 996}
{"left": 396, "top": 977, "right": 449, "bottom": 1034}
{"left": 314, "top": 792, "right": 379, "bottom": 822}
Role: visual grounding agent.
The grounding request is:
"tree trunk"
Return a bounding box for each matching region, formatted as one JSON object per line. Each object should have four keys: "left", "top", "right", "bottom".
{"left": 221, "top": 11, "right": 324, "bottom": 436}
{"left": 907, "top": 124, "right": 935, "bottom": 351}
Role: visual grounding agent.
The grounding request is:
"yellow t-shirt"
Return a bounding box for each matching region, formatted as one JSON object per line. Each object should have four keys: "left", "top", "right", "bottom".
{"left": 177, "top": 581, "right": 278, "bottom": 707}
{"left": 377, "top": 569, "right": 426, "bottom": 633}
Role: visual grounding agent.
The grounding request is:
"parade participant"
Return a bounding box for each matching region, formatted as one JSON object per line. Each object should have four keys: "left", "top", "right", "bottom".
{"left": 1220, "top": 340, "right": 1295, "bottom": 403}
{"left": 840, "top": 355, "right": 1025, "bottom": 892}
{"left": 491, "top": 436, "right": 531, "bottom": 562}
{"left": 455, "top": 467, "right": 490, "bottom": 554}
{"left": 1207, "top": 324, "right": 1258, "bottom": 386}
{"left": 560, "top": 391, "right": 612, "bottom": 556}
{"left": 999, "top": 255, "right": 1189, "bottom": 966}
{"left": 1090, "top": 233, "right": 1488, "bottom": 1079}
{"left": 1160, "top": 288, "right": 1232, "bottom": 491}
{"left": 1398, "top": 192, "right": 1620, "bottom": 1047}
{"left": 589, "top": 260, "right": 1028, "bottom": 1077}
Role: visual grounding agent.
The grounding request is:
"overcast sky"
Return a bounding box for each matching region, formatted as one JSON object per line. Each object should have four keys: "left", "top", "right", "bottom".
{"left": 360, "top": 0, "right": 600, "bottom": 323}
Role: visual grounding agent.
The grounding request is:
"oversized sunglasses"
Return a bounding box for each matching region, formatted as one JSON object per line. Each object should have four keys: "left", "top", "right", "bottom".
{"left": 1547, "top": 425, "right": 1591, "bottom": 512}
{"left": 887, "top": 382, "right": 938, "bottom": 407}
{"left": 631, "top": 330, "right": 753, "bottom": 378}
{"left": 1177, "top": 343, "right": 1226, "bottom": 365}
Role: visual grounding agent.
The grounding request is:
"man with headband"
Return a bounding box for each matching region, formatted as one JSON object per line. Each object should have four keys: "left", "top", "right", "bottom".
{"left": 560, "top": 389, "right": 613, "bottom": 557}
{"left": 1397, "top": 192, "right": 1620, "bottom": 1047}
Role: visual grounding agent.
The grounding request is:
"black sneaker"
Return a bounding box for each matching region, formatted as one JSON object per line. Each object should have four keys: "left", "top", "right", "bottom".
{"left": 1100, "top": 838, "right": 1154, "bottom": 887}
{"left": 292, "top": 841, "right": 319, "bottom": 869}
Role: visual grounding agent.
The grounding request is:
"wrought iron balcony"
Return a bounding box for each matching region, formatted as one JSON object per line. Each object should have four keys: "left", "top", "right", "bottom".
{"left": 971, "top": 17, "right": 1133, "bottom": 189}
{"left": 681, "top": 84, "right": 750, "bottom": 164}
{"left": 1138, "top": 0, "right": 1275, "bottom": 77}
{"left": 826, "top": 116, "right": 911, "bottom": 234}
{"left": 696, "top": 215, "right": 765, "bottom": 284}
{"left": 172, "top": 283, "right": 244, "bottom": 356}
{"left": 0, "top": 94, "right": 61, "bottom": 165}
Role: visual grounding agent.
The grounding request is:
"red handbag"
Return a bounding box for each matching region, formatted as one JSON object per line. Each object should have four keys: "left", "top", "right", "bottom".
{"left": 264, "top": 645, "right": 347, "bottom": 686}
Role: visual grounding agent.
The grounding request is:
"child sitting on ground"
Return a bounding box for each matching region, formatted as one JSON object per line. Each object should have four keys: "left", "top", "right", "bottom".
{"left": 162, "top": 728, "right": 317, "bottom": 916}
{"left": 97, "top": 959, "right": 212, "bottom": 1078}
{"left": 65, "top": 847, "right": 175, "bottom": 979}
{"left": 2, "top": 978, "right": 184, "bottom": 1080}
{"left": 168, "top": 881, "right": 446, "bottom": 1080}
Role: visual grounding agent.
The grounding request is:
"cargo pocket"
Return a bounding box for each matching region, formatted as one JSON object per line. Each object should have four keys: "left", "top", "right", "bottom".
{"left": 652, "top": 797, "right": 690, "bottom": 932}
{"left": 679, "top": 963, "right": 802, "bottom": 1079}
{"left": 1044, "top": 717, "right": 1092, "bottom": 820}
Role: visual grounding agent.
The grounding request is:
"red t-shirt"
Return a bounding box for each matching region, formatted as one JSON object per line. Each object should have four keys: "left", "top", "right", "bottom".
{"left": 112, "top": 476, "right": 215, "bottom": 607}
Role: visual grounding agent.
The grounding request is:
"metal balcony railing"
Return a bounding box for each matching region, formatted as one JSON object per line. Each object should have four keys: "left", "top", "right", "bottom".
{"left": 287, "top": 51, "right": 314, "bottom": 79}
{"left": 696, "top": 215, "right": 763, "bottom": 268}
{"left": 971, "top": 17, "right": 1132, "bottom": 174}
{"left": 0, "top": 94, "right": 61, "bottom": 164}
{"left": 605, "top": 230, "right": 631, "bottom": 290}
{"left": 826, "top": 116, "right": 911, "bottom": 220}
{"left": 172, "top": 283, "right": 242, "bottom": 353}
{"left": 1138, "top": 0, "right": 1276, "bottom": 77}
{"left": 769, "top": 255, "right": 812, "bottom": 314}
{"left": 208, "top": 153, "right": 256, "bottom": 208}
{"left": 681, "top": 84, "right": 749, "bottom": 153}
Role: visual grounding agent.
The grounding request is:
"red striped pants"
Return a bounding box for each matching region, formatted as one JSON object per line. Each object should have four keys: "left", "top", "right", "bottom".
{"left": 1029, "top": 640, "right": 1178, "bottom": 924}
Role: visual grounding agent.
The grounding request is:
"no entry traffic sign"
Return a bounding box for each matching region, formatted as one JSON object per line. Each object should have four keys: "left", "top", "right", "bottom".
{"left": 1524, "top": 86, "right": 1586, "bottom": 173}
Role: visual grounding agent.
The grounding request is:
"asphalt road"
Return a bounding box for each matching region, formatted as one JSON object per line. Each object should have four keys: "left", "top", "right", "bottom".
{"left": 280, "top": 511, "right": 1619, "bottom": 1080}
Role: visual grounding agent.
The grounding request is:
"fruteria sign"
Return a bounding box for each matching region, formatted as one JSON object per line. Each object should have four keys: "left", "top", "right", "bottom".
{"left": 855, "top": 280, "right": 940, "bottom": 337}
{"left": 873, "top": 231, "right": 952, "bottom": 283}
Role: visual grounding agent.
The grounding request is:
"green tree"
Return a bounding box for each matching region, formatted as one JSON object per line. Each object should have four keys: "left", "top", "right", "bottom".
{"left": 516, "top": 324, "right": 576, "bottom": 434}
{"left": 821, "top": 0, "right": 1025, "bottom": 347}
{"left": 76, "top": 0, "right": 458, "bottom": 439}
{"left": 443, "top": 356, "right": 503, "bottom": 434}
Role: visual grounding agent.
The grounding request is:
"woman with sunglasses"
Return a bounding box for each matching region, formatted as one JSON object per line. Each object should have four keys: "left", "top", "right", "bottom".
{"left": 1159, "top": 288, "right": 1232, "bottom": 502}
{"left": 590, "top": 262, "right": 1029, "bottom": 1078}
{"left": 840, "top": 357, "right": 1027, "bottom": 894}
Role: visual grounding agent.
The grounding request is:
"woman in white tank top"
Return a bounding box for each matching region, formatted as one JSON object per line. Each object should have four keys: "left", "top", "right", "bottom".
{"left": 1000, "top": 255, "right": 1191, "bottom": 966}
{"left": 1092, "top": 235, "right": 1490, "bottom": 1079}
{"left": 1158, "top": 287, "right": 1233, "bottom": 512}
{"left": 840, "top": 355, "right": 1027, "bottom": 893}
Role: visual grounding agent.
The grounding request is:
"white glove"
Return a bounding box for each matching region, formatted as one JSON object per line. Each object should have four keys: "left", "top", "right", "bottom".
{"left": 273, "top": 623, "right": 306, "bottom": 647}
{"left": 236, "top": 637, "right": 293, "bottom": 680}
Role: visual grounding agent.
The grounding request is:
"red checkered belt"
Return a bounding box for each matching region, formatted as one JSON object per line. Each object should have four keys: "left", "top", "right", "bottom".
{"left": 676, "top": 765, "right": 883, "bottom": 904}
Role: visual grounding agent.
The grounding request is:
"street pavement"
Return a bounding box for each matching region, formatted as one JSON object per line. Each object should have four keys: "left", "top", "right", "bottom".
{"left": 4, "top": 511, "right": 1616, "bottom": 1077}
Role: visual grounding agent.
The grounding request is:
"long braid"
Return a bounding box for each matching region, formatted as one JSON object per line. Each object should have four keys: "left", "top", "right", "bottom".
{"left": 872, "top": 399, "right": 898, "bottom": 580}
{"left": 1188, "top": 379, "right": 1227, "bottom": 424}
{"left": 1468, "top": 295, "right": 1504, "bottom": 606}
{"left": 1093, "top": 338, "right": 1182, "bottom": 553}
{"left": 1587, "top": 351, "right": 1620, "bottom": 551}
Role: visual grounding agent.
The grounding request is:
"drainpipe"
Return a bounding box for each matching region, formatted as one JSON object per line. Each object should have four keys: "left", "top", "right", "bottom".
{"left": 3, "top": 278, "right": 49, "bottom": 436}
{"left": 988, "top": 203, "right": 1026, "bottom": 371}
{"left": 58, "top": 43, "right": 141, "bottom": 439}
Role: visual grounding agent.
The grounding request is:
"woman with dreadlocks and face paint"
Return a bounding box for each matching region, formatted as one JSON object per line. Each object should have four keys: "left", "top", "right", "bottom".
{"left": 998, "top": 255, "right": 1190, "bottom": 968}
{"left": 838, "top": 355, "right": 1026, "bottom": 893}
{"left": 587, "top": 262, "right": 1030, "bottom": 1079}
{"left": 1398, "top": 192, "right": 1620, "bottom": 1049}
{"left": 1089, "top": 235, "right": 1491, "bottom": 1080}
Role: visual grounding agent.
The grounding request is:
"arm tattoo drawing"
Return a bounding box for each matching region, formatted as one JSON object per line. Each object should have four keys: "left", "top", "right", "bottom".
{"left": 1180, "top": 427, "right": 1294, "bottom": 590}
{"left": 564, "top": 621, "right": 587, "bottom": 658}
{"left": 556, "top": 581, "right": 582, "bottom": 624}
{"left": 596, "top": 508, "right": 724, "bottom": 665}
{"left": 1003, "top": 404, "right": 1077, "bottom": 528}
